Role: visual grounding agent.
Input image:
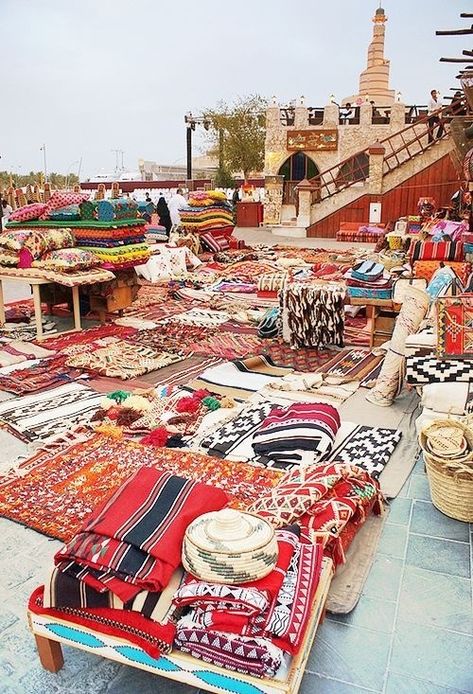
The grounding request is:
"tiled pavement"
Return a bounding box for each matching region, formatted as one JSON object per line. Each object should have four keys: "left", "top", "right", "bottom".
{"left": 1, "top": 454, "right": 472, "bottom": 693}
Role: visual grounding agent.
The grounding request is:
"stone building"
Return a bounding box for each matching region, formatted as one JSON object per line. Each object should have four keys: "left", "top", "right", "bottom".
{"left": 263, "top": 6, "right": 458, "bottom": 237}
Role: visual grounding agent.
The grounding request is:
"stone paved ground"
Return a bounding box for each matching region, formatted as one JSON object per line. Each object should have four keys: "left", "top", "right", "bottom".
{"left": 1, "top": 230, "right": 472, "bottom": 692}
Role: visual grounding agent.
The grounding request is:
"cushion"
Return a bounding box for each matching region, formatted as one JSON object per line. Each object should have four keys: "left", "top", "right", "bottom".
{"left": 200, "top": 233, "right": 230, "bottom": 253}
{"left": 23, "top": 229, "right": 75, "bottom": 260}
{"left": 409, "top": 240, "right": 464, "bottom": 263}
{"left": 0, "top": 249, "right": 19, "bottom": 266}
{"left": 351, "top": 261, "right": 384, "bottom": 282}
{"left": 49, "top": 205, "right": 81, "bottom": 222}
{"left": 40, "top": 191, "right": 89, "bottom": 219}
{"left": 425, "top": 266, "right": 458, "bottom": 300}
{"left": 8, "top": 203, "right": 48, "bottom": 222}
{"left": 0, "top": 229, "right": 31, "bottom": 251}
{"left": 32, "top": 248, "right": 98, "bottom": 272}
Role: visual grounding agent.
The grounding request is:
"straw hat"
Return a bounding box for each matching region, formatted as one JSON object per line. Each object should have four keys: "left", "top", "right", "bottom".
{"left": 182, "top": 509, "right": 278, "bottom": 584}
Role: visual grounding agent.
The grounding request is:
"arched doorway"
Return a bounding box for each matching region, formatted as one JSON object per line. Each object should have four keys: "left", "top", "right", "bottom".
{"left": 278, "top": 153, "right": 320, "bottom": 205}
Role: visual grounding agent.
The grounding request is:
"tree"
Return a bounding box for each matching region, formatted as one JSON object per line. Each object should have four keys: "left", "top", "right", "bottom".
{"left": 203, "top": 95, "right": 268, "bottom": 182}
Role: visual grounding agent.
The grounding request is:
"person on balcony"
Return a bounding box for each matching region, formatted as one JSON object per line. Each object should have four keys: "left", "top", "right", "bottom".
{"left": 427, "top": 89, "right": 445, "bottom": 143}
{"left": 340, "top": 102, "right": 354, "bottom": 125}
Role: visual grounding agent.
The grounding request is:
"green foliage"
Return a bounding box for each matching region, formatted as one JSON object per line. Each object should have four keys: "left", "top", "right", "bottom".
{"left": 0, "top": 171, "right": 79, "bottom": 189}
{"left": 214, "top": 167, "right": 235, "bottom": 188}
{"left": 203, "top": 95, "right": 268, "bottom": 180}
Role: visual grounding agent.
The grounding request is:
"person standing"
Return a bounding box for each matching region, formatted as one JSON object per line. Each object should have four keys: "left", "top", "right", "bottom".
{"left": 428, "top": 89, "right": 444, "bottom": 143}
{"left": 168, "top": 188, "right": 187, "bottom": 227}
{"left": 156, "top": 195, "right": 172, "bottom": 236}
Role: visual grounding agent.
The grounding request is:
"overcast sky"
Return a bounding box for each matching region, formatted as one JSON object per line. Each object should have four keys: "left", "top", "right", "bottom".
{"left": 0, "top": 0, "right": 468, "bottom": 178}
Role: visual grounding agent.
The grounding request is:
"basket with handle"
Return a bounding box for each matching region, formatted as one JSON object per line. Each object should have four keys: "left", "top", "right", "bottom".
{"left": 419, "top": 417, "right": 473, "bottom": 522}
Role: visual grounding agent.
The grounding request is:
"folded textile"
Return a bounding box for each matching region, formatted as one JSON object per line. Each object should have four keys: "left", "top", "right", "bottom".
{"left": 421, "top": 381, "right": 473, "bottom": 416}
{"left": 409, "top": 240, "right": 464, "bottom": 263}
{"left": 351, "top": 261, "right": 384, "bottom": 282}
{"left": 29, "top": 586, "right": 176, "bottom": 659}
{"left": 55, "top": 467, "right": 228, "bottom": 600}
{"left": 174, "top": 623, "right": 283, "bottom": 678}
{"left": 414, "top": 260, "right": 471, "bottom": 285}
{"left": 0, "top": 340, "right": 54, "bottom": 368}
{"left": 252, "top": 403, "right": 340, "bottom": 465}
{"left": 406, "top": 355, "right": 473, "bottom": 385}
{"left": 0, "top": 354, "right": 78, "bottom": 394}
{"left": 260, "top": 373, "right": 359, "bottom": 405}
{"left": 347, "top": 286, "right": 392, "bottom": 300}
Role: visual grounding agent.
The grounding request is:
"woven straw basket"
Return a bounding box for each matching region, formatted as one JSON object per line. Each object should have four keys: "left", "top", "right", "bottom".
{"left": 420, "top": 419, "right": 473, "bottom": 522}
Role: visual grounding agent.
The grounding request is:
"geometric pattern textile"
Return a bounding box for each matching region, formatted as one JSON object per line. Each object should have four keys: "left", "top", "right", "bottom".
{"left": 325, "top": 424, "right": 402, "bottom": 478}
{"left": 405, "top": 355, "right": 473, "bottom": 384}
{"left": 437, "top": 295, "right": 473, "bottom": 359}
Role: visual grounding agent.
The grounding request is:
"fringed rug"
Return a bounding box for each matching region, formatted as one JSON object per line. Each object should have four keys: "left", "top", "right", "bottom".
{"left": 0, "top": 433, "right": 282, "bottom": 541}
{"left": 316, "top": 348, "right": 384, "bottom": 388}
{"left": 0, "top": 382, "right": 102, "bottom": 442}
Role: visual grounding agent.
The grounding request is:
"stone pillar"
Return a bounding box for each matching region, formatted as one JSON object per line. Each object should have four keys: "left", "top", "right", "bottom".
{"left": 295, "top": 178, "right": 317, "bottom": 228}
{"left": 263, "top": 175, "right": 284, "bottom": 226}
{"left": 323, "top": 103, "right": 339, "bottom": 128}
{"left": 294, "top": 106, "right": 309, "bottom": 129}
{"left": 368, "top": 143, "right": 385, "bottom": 194}
{"left": 266, "top": 105, "right": 281, "bottom": 130}
{"left": 390, "top": 102, "right": 406, "bottom": 130}
{"left": 360, "top": 102, "right": 373, "bottom": 127}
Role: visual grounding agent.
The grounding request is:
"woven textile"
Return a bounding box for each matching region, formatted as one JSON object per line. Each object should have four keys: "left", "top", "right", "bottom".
{"left": 0, "top": 340, "right": 54, "bottom": 367}
{"left": 65, "top": 340, "right": 183, "bottom": 379}
{"left": 248, "top": 463, "right": 360, "bottom": 526}
{"left": 409, "top": 240, "right": 464, "bottom": 263}
{"left": 189, "top": 357, "right": 292, "bottom": 401}
{"left": 437, "top": 295, "right": 473, "bottom": 359}
{"left": 0, "top": 382, "right": 102, "bottom": 442}
{"left": 405, "top": 355, "right": 473, "bottom": 384}
{"left": 316, "top": 348, "right": 384, "bottom": 384}
{"left": 282, "top": 283, "right": 345, "bottom": 349}
{"left": 162, "top": 308, "right": 230, "bottom": 328}
{"left": 0, "top": 355, "right": 79, "bottom": 394}
{"left": 29, "top": 586, "right": 176, "bottom": 660}
{"left": 174, "top": 624, "right": 283, "bottom": 678}
{"left": 55, "top": 468, "right": 228, "bottom": 600}
{"left": 252, "top": 403, "right": 341, "bottom": 466}
{"left": 263, "top": 341, "right": 336, "bottom": 371}
{"left": 326, "top": 423, "right": 402, "bottom": 477}
{"left": 368, "top": 286, "right": 429, "bottom": 403}
{"left": 127, "top": 325, "right": 212, "bottom": 355}
{"left": 187, "top": 332, "right": 266, "bottom": 360}
{"left": 413, "top": 260, "right": 471, "bottom": 285}
{"left": 0, "top": 434, "right": 282, "bottom": 540}
{"left": 200, "top": 402, "right": 278, "bottom": 462}
{"left": 38, "top": 324, "right": 136, "bottom": 351}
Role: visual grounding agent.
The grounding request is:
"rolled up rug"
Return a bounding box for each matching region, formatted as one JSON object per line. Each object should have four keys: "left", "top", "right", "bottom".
{"left": 366, "top": 285, "right": 429, "bottom": 406}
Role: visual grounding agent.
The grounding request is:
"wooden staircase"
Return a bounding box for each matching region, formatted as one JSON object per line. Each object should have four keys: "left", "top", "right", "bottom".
{"left": 306, "top": 99, "right": 470, "bottom": 238}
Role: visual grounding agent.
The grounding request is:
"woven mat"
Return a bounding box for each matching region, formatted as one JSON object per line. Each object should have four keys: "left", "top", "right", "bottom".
{"left": 316, "top": 348, "right": 384, "bottom": 388}
{"left": 262, "top": 341, "right": 337, "bottom": 371}
{"left": 327, "top": 511, "right": 387, "bottom": 613}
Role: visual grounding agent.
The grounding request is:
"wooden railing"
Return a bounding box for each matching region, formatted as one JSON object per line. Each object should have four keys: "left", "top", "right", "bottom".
{"left": 309, "top": 98, "right": 470, "bottom": 202}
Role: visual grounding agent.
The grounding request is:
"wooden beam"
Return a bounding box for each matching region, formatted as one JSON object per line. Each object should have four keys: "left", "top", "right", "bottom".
{"left": 436, "top": 27, "right": 473, "bottom": 35}
{"left": 460, "top": 13, "right": 473, "bottom": 18}
{"left": 463, "top": 49, "right": 473, "bottom": 57}
{"left": 440, "top": 57, "right": 473, "bottom": 63}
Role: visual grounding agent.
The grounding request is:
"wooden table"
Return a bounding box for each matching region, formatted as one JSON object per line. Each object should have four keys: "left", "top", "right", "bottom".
{"left": 348, "top": 298, "right": 401, "bottom": 349}
{"left": 0, "top": 274, "right": 82, "bottom": 340}
{"left": 28, "top": 558, "right": 332, "bottom": 694}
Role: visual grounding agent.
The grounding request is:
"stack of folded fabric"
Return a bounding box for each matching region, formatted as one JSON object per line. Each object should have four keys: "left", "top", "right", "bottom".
{"left": 180, "top": 190, "right": 234, "bottom": 239}
{"left": 174, "top": 519, "right": 324, "bottom": 677}
{"left": 5, "top": 195, "right": 151, "bottom": 271}
{"left": 32, "top": 467, "right": 229, "bottom": 658}
{"left": 336, "top": 223, "right": 385, "bottom": 243}
{"left": 410, "top": 237, "right": 470, "bottom": 285}
{"left": 252, "top": 402, "right": 341, "bottom": 468}
{"left": 345, "top": 260, "right": 393, "bottom": 299}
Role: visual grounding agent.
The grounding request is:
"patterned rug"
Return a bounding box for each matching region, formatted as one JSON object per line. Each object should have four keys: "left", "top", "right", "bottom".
{"left": 316, "top": 348, "right": 384, "bottom": 389}
{"left": 0, "top": 355, "right": 82, "bottom": 394}
{"left": 326, "top": 423, "right": 402, "bottom": 479}
{"left": 0, "top": 382, "right": 102, "bottom": 442}
{"left": 36, "top": 324, "right": 136, "bottom": 351}
{"left": 262, "top": 341, "right": 337, "bottom": 371}
{"left": 188, "top": 332, "right": 266, "bottom": 360}
{"left": 0, "top": 434, "right": 282, "bottom": 541}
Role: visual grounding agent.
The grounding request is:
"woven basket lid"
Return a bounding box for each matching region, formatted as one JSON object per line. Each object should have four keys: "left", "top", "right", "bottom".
{"left": 182, "top": 509, "right": 278, "bottom": 584}
{"left": 426, "top": 425, "right": 467, "bottom": 457}
{"left": 184, "top": 509, "right": 275, "bottom": 555}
